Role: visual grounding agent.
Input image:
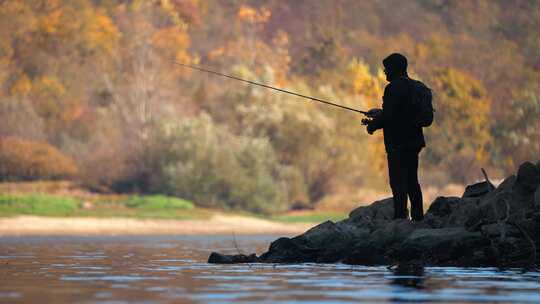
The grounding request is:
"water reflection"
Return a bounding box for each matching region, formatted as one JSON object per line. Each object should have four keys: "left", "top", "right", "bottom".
{"left": 390, "top": 263, "right": 425, "bottom": 290}
{"left": 0, "top": 235, "right": 539, "bottom": 303}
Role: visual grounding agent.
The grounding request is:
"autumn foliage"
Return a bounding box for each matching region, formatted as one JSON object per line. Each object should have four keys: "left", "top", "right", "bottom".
{"left": 0, "top": 137, "right": 78, "bottom": 181}
{"left": 0, "top": 1, "right": 538, "bottom": 213}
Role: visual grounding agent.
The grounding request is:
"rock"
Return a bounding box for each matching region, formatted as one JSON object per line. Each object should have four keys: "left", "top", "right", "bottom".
{"left": 516, "top": 161, "right": 540, "bottom": 192}
{"left": 259, "top": 221, "right": 371, "bottom": 263}
{"left": 480, "top": 223, "right": 521, "bottom": 239}
{"left": 292, "top": 220, "right": 354, "bottom": 259}
{"left": 426, "top": 196, "right": 461, "bottom": 217}
{"left": 208, "top": 160, "right": 540, "bottom": 267}
{"left": 476, "top": 172, "right": 535, "bottom": 225}
{"left": 535, "top": 186, "right": 540, "bottom": 208}
{"left": 368, "top": 219, "right": 416, "bottom": 247}
{"left": 258, "top": 237, "right": 313, "bottom": 263}
{"left": 401, "top": 228, "right": 470, "bottom": 247}
{"left": 343, "top": 242, "right": 390, "bottom": 265}
{"left": 208, "top": 252, "right": 258, "bottom": 264}
{"left": 498, "top": 175, "right": 516, "bottom": 190}
{"left": 391, "top": 228, "right": 490, "bottom": 266}
{"left": 349, "top": 197, "right": 395, "bottom": 222}
{"left": 425, "top": 196, "right": 480, "bottom": 228}
{"left": 446, "top": 198, "right": 481, "bottom": 228}
{"left": 462, "top": 181, "right": 494, "bottom": 198}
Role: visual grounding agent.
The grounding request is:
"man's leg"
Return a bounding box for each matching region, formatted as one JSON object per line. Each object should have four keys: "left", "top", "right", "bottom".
{"left": 406, "top": 149, "right": 424, "bottom": 221}
{"left": 388, "top": 152, "right": 408, "bottom": 219}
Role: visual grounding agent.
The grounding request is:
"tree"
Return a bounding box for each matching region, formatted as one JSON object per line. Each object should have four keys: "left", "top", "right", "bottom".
{"left": 494, "top": 91, "right": 540, "bottom": 169}
{"left": 424, "top": 68, "right": 492, "bottom": 183}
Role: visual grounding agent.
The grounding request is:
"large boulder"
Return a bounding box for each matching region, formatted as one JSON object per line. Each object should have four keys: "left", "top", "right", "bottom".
{"left": 476, "top": 173, "right": 535, "bottom": 225}
{"left": 368, "top": 219, "right": 417, "bottom": 247}
{"left": 259, "top": 220, "right": 370, "bottom": 263}
{"left": 343, "top": 241, "right": 390, "bottom": 265}
{"left": 426, "top": 196, "right": 462, "bottom": 217}
{"left": 424, "top": 196, "right": 481, "bottom": 228}
{"left": 348, "top": 197, "right": 395, "bottom": 222}
{"left": 516, "top": 161, "right": 540, "bottom": 192}
{"left": 390, "top": 228, "right": 491, "bottom": 266}
{"left": 257, "top": 237, "right": 318, "bottom": 263}
{"left": 462, "top": 181, "right": 495, "bottom": 198}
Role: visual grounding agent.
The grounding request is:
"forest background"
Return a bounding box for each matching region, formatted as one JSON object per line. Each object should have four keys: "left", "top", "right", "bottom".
{"left": 0, "top": 0, "right": 539, "bottom": 215}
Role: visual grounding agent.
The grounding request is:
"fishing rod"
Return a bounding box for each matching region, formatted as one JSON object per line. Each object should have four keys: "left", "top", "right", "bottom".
{"left": 173, "top": 61, "right": 369, "bottom": 115}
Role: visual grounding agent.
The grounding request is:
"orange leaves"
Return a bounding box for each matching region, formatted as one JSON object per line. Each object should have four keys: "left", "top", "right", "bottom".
{"left": 236, "top": 5, "right": 271, "bottom": 24}
{"left": 10, "top": 75, "right": 32, "bottom": 97}
{"left": 39, "top": 8, "right": 62, "bottom": 34}
{"left": 84, "top": 10, "right": 120, "bottom": 55}
{"left": 152, "top": 26, "right": 191, "bottom": 63}
{"left": 0, "top": 137, "right": 79, "bottom": 181}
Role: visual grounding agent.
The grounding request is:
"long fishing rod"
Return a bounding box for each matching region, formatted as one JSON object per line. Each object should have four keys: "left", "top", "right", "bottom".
{"left": 173, "top": 61, "right": 368, "bottom": 115}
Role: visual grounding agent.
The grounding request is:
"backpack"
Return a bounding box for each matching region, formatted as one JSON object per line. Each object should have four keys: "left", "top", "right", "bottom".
{"left": 408, "top": 79, "right": 434, "bottom": 127}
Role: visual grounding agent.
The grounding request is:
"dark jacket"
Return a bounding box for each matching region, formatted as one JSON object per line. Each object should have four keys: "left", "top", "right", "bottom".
{"left": 371, "top": 77, "right": 425, "bottom": 152}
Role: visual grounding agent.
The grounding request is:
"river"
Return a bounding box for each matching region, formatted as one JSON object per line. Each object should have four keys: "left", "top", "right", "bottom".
{"left": 1, "top": 235, "right": 539, "bottom": 303}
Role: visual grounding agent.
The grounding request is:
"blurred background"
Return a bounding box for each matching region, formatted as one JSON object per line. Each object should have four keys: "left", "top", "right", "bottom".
{"left": 0, "top": 0, "right": 538, "bottom": 220}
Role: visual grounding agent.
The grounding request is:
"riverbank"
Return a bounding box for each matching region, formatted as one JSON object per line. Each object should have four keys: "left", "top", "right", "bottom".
{"left": 0, "top": 214, "right": 313, "bottom": 236}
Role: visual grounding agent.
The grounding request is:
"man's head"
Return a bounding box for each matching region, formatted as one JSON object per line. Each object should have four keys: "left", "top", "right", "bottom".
{"left": 383, "top": 53, "right": 408, "bottom": 81}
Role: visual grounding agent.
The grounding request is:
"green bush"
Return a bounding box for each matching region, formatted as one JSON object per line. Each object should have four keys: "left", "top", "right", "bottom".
{"left": 124, "top": 195, "right": 194, "bottom": 210}
{"left": 0, "top": 193, "right": 79, "bottom": 216}
{"left": 152, "top": 113, "right": 291, "bottom": 214}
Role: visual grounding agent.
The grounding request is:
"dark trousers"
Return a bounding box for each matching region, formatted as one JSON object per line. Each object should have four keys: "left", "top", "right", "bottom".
{"left": 387, "top": 148, "right": 424, "bottom": 221}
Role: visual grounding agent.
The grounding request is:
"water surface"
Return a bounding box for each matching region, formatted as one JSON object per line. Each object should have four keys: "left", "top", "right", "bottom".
{"left": 1, "top": 235, "right": 539, "bottom": 303}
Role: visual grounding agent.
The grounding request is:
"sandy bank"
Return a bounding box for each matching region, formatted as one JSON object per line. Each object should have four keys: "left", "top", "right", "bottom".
{"left": 0, "top": 215, "right": 313, "bottom": 236}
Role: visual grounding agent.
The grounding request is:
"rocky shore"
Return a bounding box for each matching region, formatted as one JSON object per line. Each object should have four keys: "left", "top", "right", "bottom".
{"left": 209, "top": 161, "right": 540, "bottom": 268}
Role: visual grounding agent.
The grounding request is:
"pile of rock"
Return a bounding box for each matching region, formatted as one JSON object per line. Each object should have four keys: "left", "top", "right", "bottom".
{"left": 209, "top": 161, "right": 540, "bottom": 268}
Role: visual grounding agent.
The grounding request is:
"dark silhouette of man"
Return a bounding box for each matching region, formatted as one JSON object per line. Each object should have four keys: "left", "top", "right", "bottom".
{"left": 363, "top": 53, "right": 425, "bottom": 221}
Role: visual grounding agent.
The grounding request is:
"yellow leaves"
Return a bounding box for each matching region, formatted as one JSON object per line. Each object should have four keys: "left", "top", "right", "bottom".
{"left": 10, "top": 75, "right": 32, "bottom": 97}
{"left": 344, "top": 58, "right": 389, "bottom": 180}
{"left": 37, "top": 76, "right": 66, "bottom": 98}
{"left": 237, "top": 5, "right": 271, "bottom": 24}
{"left": 84, "top": 10, "right": 120, "bottom": 55}
{"left": 347, "top": 58, "right": 384, "bottom": 101}
{"left": 428, "top": 68, "right": 492, "bottom": 164}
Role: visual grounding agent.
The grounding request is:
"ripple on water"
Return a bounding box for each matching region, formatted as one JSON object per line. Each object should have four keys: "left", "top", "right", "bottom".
{"left": 1, "top": 235, "right": 540, "bottom": 303}
{"left": 60, "top": 275, "right": 166, "bottom": 282}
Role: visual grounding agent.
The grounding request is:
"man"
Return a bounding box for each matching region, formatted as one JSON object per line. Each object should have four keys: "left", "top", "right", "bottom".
{"left": 363, "top": 53, "right": 425, "bottom": 221}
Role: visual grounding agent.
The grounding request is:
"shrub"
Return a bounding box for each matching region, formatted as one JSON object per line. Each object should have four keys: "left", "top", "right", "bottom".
{"left": 152, "top": 113, "right": 291, "bottom": 214}
{"left": 124, "top": 195, "right": 194, "bottom": 210}
{"left": 0, "top": 193, "right": 79, "bottom": 216}
{"left": 0, "top": 137, "right": 79, "bottom": 181}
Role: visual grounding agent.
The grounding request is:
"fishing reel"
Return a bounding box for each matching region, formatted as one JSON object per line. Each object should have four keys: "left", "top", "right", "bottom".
{"left": 361, "top": 118, "right": 373, "bottom": 126}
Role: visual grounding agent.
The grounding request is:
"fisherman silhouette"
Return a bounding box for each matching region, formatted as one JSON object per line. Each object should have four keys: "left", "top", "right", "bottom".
{"left": 362, "top": 53, "right": 428, "bottom": 221}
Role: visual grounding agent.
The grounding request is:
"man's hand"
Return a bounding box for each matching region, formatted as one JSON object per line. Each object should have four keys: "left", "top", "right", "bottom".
{"left": 361, "top": 118, "right": 377, "bottom": 135}
{"left": 366, "top": 108, "right": 383, "bottom": 119}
